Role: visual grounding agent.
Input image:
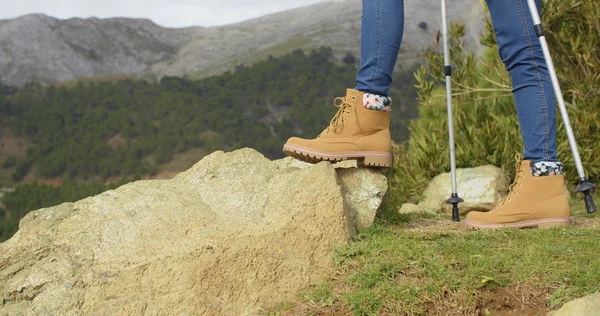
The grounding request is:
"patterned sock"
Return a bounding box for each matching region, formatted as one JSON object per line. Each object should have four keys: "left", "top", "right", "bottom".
{"left": 363, "top": 93, "right": 392, "bottom": 112}
{"left": 530, "top": 161, "right": 565, "bottom": 177}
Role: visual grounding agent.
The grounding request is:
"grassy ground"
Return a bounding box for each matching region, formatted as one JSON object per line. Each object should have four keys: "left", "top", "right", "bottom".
{"left": 265, "top": 191, "right": 600, "bottom": 316}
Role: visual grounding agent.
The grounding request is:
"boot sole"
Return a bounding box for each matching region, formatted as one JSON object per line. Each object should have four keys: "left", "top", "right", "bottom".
{"left": 464, "top": 217, "right": 571, "bottom": 230}
{"left": 283, "top": 144, "right": 392, "bottom": 168}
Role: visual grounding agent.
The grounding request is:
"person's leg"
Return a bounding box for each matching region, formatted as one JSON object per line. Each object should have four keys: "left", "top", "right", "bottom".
{"left": 282, "top": 0, "right": 404, "bottom": 168}
{"left": 355, "top": 0, "right": 405, "bottom": 98}
{"left": 465, "top": 0, "right": 570, "bottom": 229}
{"left": 486, "top": 0, "right": 559, "bottom": 165}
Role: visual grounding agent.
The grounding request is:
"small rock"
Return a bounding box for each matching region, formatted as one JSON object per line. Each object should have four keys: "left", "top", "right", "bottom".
{"left": 399, "top": 203, "right": 428, "bottom": 215}
{"left": 337, "top": 168, "right": 388, "bottom": 229}
{"left": 419, "top": 165, "right": 509, "bottom": 215}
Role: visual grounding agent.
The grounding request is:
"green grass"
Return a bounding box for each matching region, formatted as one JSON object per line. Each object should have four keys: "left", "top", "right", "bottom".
{"left": 267, "top": 191, "right": 600, "bottom": 315}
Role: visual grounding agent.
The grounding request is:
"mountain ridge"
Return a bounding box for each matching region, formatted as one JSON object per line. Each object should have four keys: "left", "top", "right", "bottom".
{"left": 0, "top": 0, "right": 485, "bottom": 86}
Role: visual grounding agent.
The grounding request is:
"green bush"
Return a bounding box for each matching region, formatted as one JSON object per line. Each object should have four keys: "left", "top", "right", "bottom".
{"left": 11, "top": 159, "right": 31, "bottom": 182}
{"left": 390, "top": 0, "right": 600, "bottom": 206}
{"left": 1, "top": 156, "right": 17, "bottom": 169}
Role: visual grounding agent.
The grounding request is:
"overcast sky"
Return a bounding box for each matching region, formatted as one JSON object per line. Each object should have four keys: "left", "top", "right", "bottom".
{"left": 0, "top": 0, "right": 326, "bottom": 27}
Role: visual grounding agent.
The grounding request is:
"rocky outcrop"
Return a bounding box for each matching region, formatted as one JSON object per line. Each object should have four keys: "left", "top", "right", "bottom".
{"left": 0, "top": 148, "right": 387, "bottom": 315}
{"left": 0, "top": 0, "right": 485, "bottom": 86}
{"left": 400, "top": 165, "right": 509, "bottom": 215}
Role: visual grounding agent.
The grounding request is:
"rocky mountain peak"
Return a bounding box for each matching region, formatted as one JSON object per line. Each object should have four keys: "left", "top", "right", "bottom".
{"left": 0, "top": 0, "right": 485, "bottom": 86}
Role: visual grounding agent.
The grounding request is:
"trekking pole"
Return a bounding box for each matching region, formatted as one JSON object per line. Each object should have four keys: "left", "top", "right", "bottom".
{"left": 441, "top": 0, "right": 463, "bottom": 222}
{"left": 526, "top": 0, "right": 596, "bottom": 213}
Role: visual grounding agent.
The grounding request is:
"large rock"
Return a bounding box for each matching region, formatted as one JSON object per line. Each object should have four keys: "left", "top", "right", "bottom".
{"left": 275, "top": 157, "right": 388, "bottom": 229}
{"left": 408, "top": 165, "right": 509, "bottom": 215}
{"left": 0, "top": 148, "right": 388, "bottom": 315}
{"left": 549, "top": 292, "right": 600, "bottom": 316}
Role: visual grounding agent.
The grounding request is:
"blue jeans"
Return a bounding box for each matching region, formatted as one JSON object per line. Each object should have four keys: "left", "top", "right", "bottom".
{"left": 355, "top": 0, "right": 558, "bottom": 163}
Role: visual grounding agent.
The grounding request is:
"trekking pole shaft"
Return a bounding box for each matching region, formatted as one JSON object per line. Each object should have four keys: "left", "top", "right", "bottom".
{"left": 441, "top": 0, "right": 458, "bottom": 195}
{"left": 525, "top": 0, "right": 586, "bottom": 179}
{"left": 441, "top": 0, "right": 462, "bottom": 221}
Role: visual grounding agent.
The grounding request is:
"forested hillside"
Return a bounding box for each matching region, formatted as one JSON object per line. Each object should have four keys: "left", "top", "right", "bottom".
{"left": 0, "top": 47, "right": 419, "bottom": 241}
{"left": 0, "top": 48, "right": 418, "bottom": 182}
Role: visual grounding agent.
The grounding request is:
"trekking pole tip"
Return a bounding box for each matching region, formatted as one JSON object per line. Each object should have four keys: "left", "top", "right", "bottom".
{"left": 447, "top": 195, "right": 464, "bottom": 222}
{"left": 575, "top": 180, "right": 596, "bottom": 214}
{"left": 584, "top": 192, "right": 596, "bottom": 214}
{"left": 451, "top": 204, "right": 460, "bottom": 222}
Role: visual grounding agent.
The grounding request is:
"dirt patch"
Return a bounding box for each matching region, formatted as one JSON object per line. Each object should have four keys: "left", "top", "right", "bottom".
{"left": 0, "top": 126, "right": 29, "bottom": 185}
{"left": 30, "top": 177, "right": 63, "bottom": 187}
{"left": 405, "top": 217, "right": 473, "bottom": 232}
{"left": 373, "top": 283, "right": 549, "bottom": 316}
{"left": 0, "top": 127, "right": 28, "bottom": 160}
{"left": 570, "top": 217, "right": 600, "bottom": 229}
{"left": 475, "top": 284, "right": 548, "bottom": 316}
{"left": 56, "top": 74, "right": 139, "bottom": 88}
{"left": 106, "top": 133, "right": 127, "bottom": 149}
{"left": 269, "top": 302, "right": 353, "bottom": 316}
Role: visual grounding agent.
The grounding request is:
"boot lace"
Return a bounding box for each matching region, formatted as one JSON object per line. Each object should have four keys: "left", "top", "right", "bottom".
{"left": 319, "top": 97, "right": 357, "bottom": 137}
{"left": 500, "top": 154, "right": 524, "bottom": 207}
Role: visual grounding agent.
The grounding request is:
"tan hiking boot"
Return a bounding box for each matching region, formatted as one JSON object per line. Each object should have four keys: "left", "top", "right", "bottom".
{"left": 465, "top": 154, "right": 571, "bottom": 229}
{"left": 283, "top": 89, "right": 393, "bottom": 168}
